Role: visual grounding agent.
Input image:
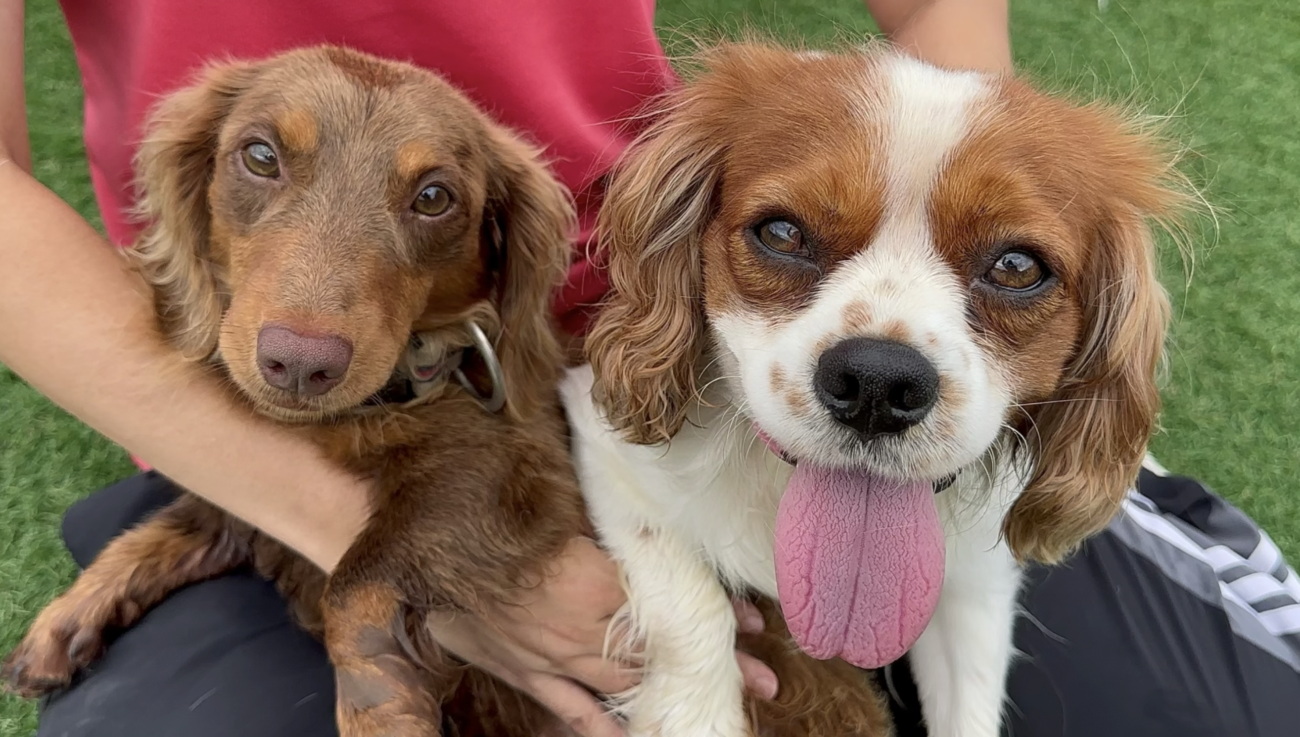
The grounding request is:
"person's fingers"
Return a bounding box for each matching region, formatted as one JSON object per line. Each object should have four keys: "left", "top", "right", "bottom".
{"left": 732, "top": 597, "right": 765, "bottom": 634}
{"left": 732, "top": 597, "right": 778, "bottom": 699}
{"left": 737, "top": 651, "right": 779, "bottom": 700}
{"left": 528, "top": 673, "right": 628, "bottom": 737}
{"left": 557, "top": 537, "right": 628, "bottom": 612}
{"left": 562, "top": 653, "right": 642, "bottom": 695}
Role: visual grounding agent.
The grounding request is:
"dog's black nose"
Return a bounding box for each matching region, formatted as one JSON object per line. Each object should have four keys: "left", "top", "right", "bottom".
{"left": 814, "top": 337, "right": 940, "bottom": 438}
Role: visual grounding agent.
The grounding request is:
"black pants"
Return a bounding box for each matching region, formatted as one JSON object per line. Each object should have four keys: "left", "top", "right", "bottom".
{"left": 36, "top": 468, "right": 1300, "bottom": 736}
{"left": 37, "top": 472, "right": 337, "bottom": 737}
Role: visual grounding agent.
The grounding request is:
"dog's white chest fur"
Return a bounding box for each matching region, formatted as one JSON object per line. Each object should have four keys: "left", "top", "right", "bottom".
{"left": 562, "top": 364, "right": 789, "bottom": 597}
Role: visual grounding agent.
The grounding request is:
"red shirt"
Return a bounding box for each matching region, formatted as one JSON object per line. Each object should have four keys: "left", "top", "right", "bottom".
{"left": 58, "top": 0, "right": 676, "bottom": 336}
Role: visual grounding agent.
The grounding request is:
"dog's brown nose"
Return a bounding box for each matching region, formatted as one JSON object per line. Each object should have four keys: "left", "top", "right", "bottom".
{"left": 256, "top": 325, "right": 353, "bottom": 397}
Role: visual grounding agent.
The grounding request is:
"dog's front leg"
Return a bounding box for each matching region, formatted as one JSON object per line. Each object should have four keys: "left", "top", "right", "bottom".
{"left": 606, "top": 525, "right": 750, "bottom": 737}
{"left": 323, "top": 578, "right": 449, "bottom": 737}
{"left": 3, "top": 496, "right": 253, "bottom": 698}
{"left": 907, "top": 515, "right": 1023, "bottom": 737}
{"left": 323, "top": 508, "right": 463, "bottom": 737}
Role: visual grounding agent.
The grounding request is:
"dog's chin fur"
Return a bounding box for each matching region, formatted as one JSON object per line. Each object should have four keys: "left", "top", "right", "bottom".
{"left": 247, "top": 400, "right": 338, "bottom": 425}
{"left": 220, "top": 365, "right": 376, "bottom": 423}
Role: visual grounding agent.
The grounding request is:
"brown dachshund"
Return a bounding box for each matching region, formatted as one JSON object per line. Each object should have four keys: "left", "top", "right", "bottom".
{"left": 2, "top": 45, "right": 892, "bottom": 737}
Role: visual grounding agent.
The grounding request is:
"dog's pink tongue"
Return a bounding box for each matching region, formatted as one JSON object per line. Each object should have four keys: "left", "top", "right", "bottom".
{"left": 774, "top": 464, "right": 945, "bottom": 669}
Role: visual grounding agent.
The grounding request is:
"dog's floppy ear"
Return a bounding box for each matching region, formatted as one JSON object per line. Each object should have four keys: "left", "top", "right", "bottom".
{"left": 1004, "top": 101, "right": 1190, "bottom": 564}
{"left": 482, "top": 127, "right": 576, "bottom": 421}
{"left": 128, "top": 60, "right": 260, "bottom": 360}
{"left": 585, "top": 92, "right": 724, "bottom": 446}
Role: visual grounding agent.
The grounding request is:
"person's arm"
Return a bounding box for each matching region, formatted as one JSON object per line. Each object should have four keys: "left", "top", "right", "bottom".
{"left": 0, "top": 2, "right": 368, "bottom": 575}
{"left": 864, "top": 0, "right": 1013, "bottom": 73}
{"left": 1, "top": 0, "right": 29, "bottom": 171}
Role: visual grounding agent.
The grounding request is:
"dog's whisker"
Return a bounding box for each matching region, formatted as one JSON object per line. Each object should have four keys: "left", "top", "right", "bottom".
{"left": 1013, "top": 397, "right": 1117, "bottom": 408}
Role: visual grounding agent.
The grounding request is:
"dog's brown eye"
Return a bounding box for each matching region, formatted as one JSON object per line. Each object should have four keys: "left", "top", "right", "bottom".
{"left": 241, "top": 142, "right": 280, "bottom": 178}
{"left": 755, "top": 219, "right": 807, "bottom": 257}
{"left": 985, "top": 250, "right": 1046, "bottom": 291}
{"left": 412, "top": 185, "right": 452, "bottom": 217}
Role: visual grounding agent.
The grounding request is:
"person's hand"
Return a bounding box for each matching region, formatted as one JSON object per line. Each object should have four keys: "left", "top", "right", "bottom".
{"left": 426, "top": 536, "right": 780, "bottom": 737}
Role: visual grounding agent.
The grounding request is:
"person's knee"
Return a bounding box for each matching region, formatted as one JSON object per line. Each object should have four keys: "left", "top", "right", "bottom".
{"left": 38, "top": 572, "right": 337, "bottom": 737}
{"left": 60, "top": 472, "right": 180, "bottom": 568}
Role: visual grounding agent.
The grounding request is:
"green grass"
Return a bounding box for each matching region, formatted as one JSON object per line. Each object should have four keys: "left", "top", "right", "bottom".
{"left": 3, "top": 0, "right": 1299, "bottom": 731}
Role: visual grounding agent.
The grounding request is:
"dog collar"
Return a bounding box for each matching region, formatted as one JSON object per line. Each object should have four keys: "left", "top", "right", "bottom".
{"left": 360, "top": 318, "right": 506, "bottom": 415}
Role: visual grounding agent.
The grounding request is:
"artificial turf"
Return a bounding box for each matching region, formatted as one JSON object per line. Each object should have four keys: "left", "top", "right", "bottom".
{"left": 3, "top": 0, "right": 1298, "bottom": 732}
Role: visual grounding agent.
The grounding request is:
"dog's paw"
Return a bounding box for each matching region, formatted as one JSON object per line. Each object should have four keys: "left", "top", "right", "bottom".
{"left": 624, "top": 685, "right": 752, "bottom": 737}
{"left": 337, "top": 708, "right": 444, "bottom": 737}
{"left": 334, "top": 661, "right": 446, "bottom": 737}
{"left": 1, "top": 595, "right": 111, "bottom": 699}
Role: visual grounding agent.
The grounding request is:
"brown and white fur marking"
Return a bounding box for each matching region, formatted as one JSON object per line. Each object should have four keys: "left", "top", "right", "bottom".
{"left": 564, "top": 41, "right": 1188, "bottom": 737}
